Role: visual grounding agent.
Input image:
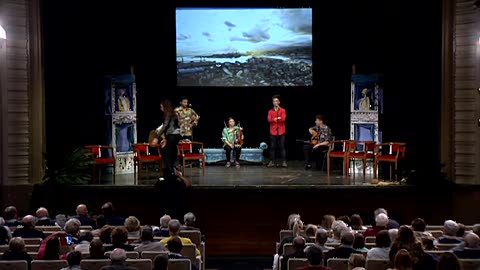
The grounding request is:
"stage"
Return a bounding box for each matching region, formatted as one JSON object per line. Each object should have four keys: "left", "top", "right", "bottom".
{"left": 105, "top": 160, "right": 383, "bottom": 187}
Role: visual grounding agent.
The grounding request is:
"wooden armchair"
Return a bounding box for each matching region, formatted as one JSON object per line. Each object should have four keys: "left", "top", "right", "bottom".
{"left": 177, "top": 141, "right": 206, "bottom": 176}
{"left": 84, "top": 145, "right": 116, "bottom": 184}
{"left": 347, "top": 140, "right": 376, "bottom": 179}
{"left": 373, "top": 142, "right": 406, "bottom": 180}
{"left": 132, "top": 143, "right": 162, "bottom": 182}
{"left": 327, "top": 140, "right": 351, "bottom": 176}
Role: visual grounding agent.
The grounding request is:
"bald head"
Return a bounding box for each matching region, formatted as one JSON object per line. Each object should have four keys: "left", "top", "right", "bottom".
{"left": 464, "top": 232, "right": 480, "bottom": 248}
{"left": 110, "top": 248, "right": 127, "bottom": 264}
{"left": 22, "top": 215, "right": 36, "bottom": 228}
{"left": 293, "top": 236, "right": 306, "bottom": 251}
{"left": 76, "top": 204, "right": 88, "bottom": 215}
{"left": 36, "top": 207, "right": 49, "bottom": 218}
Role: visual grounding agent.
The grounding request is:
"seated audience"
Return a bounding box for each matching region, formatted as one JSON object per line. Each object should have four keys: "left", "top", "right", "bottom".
{"left": 410, "top": 217, "right": 433, "bottom": 239}
{"left": 154, "top": 214, "right": 171, "bottom": 237}
{"left": 456, "top": 223, "right": 466, "bottom": 238}
{"left": 277, "top": 217, "right": 310, "bottom": 255}
{"left": 42, "top": 237, "right": 63, "bottom": 260}
{"left": 353, "top": 233, "right": 368, "bottom": 251}
{"left": 134, "top": 225, "right": 167, "bottom": 252}
{"left": 101, "top": 202, "right": 124, "bottom": 226}
{"left": 99, "top": 225, "right": 114, "bottom": 244}
{"left": 100, "top": 248, "right": 137, "bottom": 270}
{"left": 37, "top": 231, "right": 71, "bottom": 259}
{"left": 124, "top": 216, "right": 141, "bottom": 238}
{"left": 74, "top": 230, "right": 94, "bottom": 253}
{"left": 389, "top": 226, "right": 437, "bottom": 270}
{"left": 363, "top": 213, "right": 388, "bottom": 238}
{"left": 12, "top": 215, "right": 46, "bottom": 239}
{"left": 350, "top": 214, "right": 367, "bottom": 231}
{"left": 367, "top": 229, "right": 391, "bottom": 260}
{"left": 104, "top": 227, "right": 134, "bottom": 251}
{"left": 438, "top": 252, "right": 461, "bottom": 270}
{"left": 61, "top": 251, "right": 82, "bottom": 270}
{"left": 72, "top": 204, "right": 95, "bottom": 227}
{"left": 91, "top": 215, "right": 107, "bottom": 237}
{"left": 436, "top": 220, "right": 463, "bottom": 244}
{"left": 328, "top": 220, "right": 348, "bottom": 243}
{"left": 305, "top": 224, "right": 318, "bottom": 240}
{"left": 374, "top": 208, "right": 400, "bottom": 229}
{"left": 181, "top": 212, "right": 200, "bottom": 230}
{"left": 167, "top": 237, "right": 199, "bottom": 270}
{"left": 3, "top": 206, "right": 21, "bottom": 227}
{"left": 393, "top": 249, "right": 413, "bottom": 270}
{"left": 348, "top": 253, "right": 366, "bottom": 270}
{"left": 297, "top": 245, "right": 331, "bottom": 270}
{"left": 0, "top": 237, "right": 33, "bottom": 265}
{"left": 35, "top": 207, "right": 54, "bottom": 226}
{"left": 315, "top": 228, "right": 333, "bottom": 252}
{"left": 64, "top": 218, "right": 81, "bottom": 244}
{"left": 0, "top": 225, "right": 10, "bottom": 245}
{"left": 324, "top": 230, "right": 361, "bottom": 264}
{"left": 153, "top": 253, "right": 169, "bottom": 270}
{"left": 453, "top": 232, "right": 480, "bottom": 258}
{"left": 55, "top": 214, "right": 67, "bottom": 229}
{"left": 87, "top": 239, "right": 108, "bottom": 259}
{"left": 160, "top": 219, "right": 200, "bottom": 256}
{"left": 281, "top": 236, "right": 307, "bottom": 270}
{"left": 337, "top": 215, "right": 351, "bottom": 227}
{"left": 320, "top": 215, "right": 336, "bottom": 231}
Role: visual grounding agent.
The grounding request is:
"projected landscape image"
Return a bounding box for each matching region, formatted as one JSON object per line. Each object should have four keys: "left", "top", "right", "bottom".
{"left": 176, "top": 8, "right": 312, "bottom": 87}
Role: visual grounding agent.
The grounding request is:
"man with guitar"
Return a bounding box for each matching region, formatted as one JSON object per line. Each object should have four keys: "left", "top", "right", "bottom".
{"left": 221, "top": 117, "right": 244, "bottom": 168}
{"left": 175, "top": 96, "right": 200, "bottom": 141}
{"left": 303, "top": 115, "right": 332, "bottom": 170}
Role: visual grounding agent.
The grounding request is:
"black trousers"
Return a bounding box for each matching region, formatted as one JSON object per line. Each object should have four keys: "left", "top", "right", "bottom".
{"left": 303, "top": 144, "right": 329, "bottom": 166}
{"left": 162, "top": 133, "right": 181, "bottom": 174}
{"left": 224, "top": 145, "right": 241, "bottom": 162}
{"left": 270, "top": 134, "right": 286, "bottom": 162}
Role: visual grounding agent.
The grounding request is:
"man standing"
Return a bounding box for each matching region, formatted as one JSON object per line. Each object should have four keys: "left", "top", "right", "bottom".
{"left": 267, "top": 95, "right": 287, "bottom": 168}
{"left": 175, "top": 96, "right": 200, "bottom": 141}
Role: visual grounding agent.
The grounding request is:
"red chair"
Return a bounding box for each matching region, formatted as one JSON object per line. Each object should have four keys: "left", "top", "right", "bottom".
{"left": 132, "top": 143, "right": 162, "bottom": 182}
{"left": 373, "top": 142, "right": 406, "bottom": 180}
{"left": 177, "top": 141, "right": 206, "bottom": 176}
{"left": 84, "top": 145, "right": 116, "bottom": 184}
{"left": 347, "top": 140, "right": 376, "bottom": 179}
{"left": 327, "top": 140, "right": 351, "bottom": 176}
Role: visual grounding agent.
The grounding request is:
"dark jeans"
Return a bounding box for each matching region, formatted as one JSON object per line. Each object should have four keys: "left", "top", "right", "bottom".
{"left": 224, "top": 145, "right": 241, "bottom": 162}
{"left": 270, "top": 134, "right": 286, "bottom": 162}
{"left": 162, "top": 133, "right": 181, "bottom": 173}
{"left": 303, "top": 144, "right": 329, "bottom": 166}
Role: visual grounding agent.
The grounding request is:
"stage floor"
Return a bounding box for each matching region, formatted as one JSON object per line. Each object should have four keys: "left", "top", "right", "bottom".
{"left": 102, "top": 160, "right": 394, "bottom": 187}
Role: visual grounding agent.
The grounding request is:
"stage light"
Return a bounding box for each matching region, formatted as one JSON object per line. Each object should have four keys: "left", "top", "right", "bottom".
{"left": 0, "top": 25, "right": 6, "bottom": 40}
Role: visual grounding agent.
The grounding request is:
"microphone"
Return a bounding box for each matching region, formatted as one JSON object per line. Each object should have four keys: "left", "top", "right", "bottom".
{"left": 188, "top": 103, "right": 192, "bottom": 107}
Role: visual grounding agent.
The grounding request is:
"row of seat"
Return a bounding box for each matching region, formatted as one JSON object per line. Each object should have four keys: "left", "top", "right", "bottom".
{"left": 327, "top": 140, "right": 406, "bottom": 180}
{"left": 0, "top": 258, "right": 192, "bottom": 270}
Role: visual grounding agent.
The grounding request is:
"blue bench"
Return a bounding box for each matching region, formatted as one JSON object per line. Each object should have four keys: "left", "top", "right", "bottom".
{"left": 203, "top": 148, "right": 265, "bottom": 164}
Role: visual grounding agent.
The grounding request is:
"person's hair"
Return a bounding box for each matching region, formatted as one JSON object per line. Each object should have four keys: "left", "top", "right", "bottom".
{"left": 338, "top": 215, "right": 351, "bottom": 226}
{"left": 321, "top": 215, "right": 336, "bottom": 230}
{"left": 349, "top": 253, "right": 366, "bottom": 269}
{"left": 99, "top": 225, "right": 114, "bottom": 244}
{"left": 292, "top": 219, "right": 304, "bottom": 236}
{"left": 179, "top": 96, "right": 188, "bottom": 103}
{"left": 43, "top": 237, "right": 60, "bottom": 260}
{"left": 305, "top": 245, "right": 323, "bottom": 266}
{"left": 111, "top": 227, "right": 129, "bottom": 245}
{"left": 394, "top": 225, "right": 417, "bottom": 250}
{"left": 375, "top": 213, "right": 389, "bottom": 227}
{"left": 332, "top": 220, "right": 348, "bottom": 238}
{"left": 78, "top": 230, "right": 93, "bottom": 243}
{"left": 438, "top": 251, "right": 461, "bottom": 270}
{"left": 340, "top": 230, "right": 355, "bottom": 246}
{"left": 272, "top": 94, "right": 281, "bottom": 101}
{"left": 287, "top": 214, "right": 301, "bottom": 229}
{"left": 411, "top": 218, "right": 426, "bottom": 232}
{"left": 350, "top": 214, "right": 364, "bottom": 230}
{"left": 167, "top": 237, "right": 183, "bottom": 253}
{"left": 124, "top": 216, "right": 141, "bottom": 232}
{"left": 9, "top": 237, "right": 25, "bottom": 252}
{"left": 315, "top": 115, "right": 325, "bottom": 123}
{"left": 89, "top": 239, "right": 105, "bottom": 259}
{"left": 184, "top": 212, "right": 196, "bottom": 227}
{"left": 168, "top": 219, "right": 181, "bottom": 235}
{"left": 420, "top": 235, "right": 434, "bottom": 250}
{"left": 394, "top": 249, "right": 413, "bottom": 270}
{"left": 95, "top": 215, "right": 106, "bottom": 228}
{"left": 374, "top": 208, "right": 388, "bottom": 217}
{"left": 153, "top": 253, "right": 169, "bottom": 270}
{"left": 3, "top": 206, "right": 18, "bottom": 220}
{"left": 140, "top": 225, "right": 154, "bottom": 241}
{"left": 375, "top": 230, "right": 391, "bottom": 248}
{"left": 36, "top": 207, "right": 49, "bottom": 218}
{"left": 22, "top": 215, "right": 36, "bottom": 228}
{"left": 110, "top": 248, "right": 127, "bottom": 264}
{"left": 64, "top": 218, "right": 81, "bottom": 236}
{"left": 161, "top": 99, "right": 175, "bottom": 118}
{"left": 315, "top": 228, "right": 329, "bottom": 245}
{"left": 66, "top": 251, "right": 82, "bottom": 266}
{"left": 101, "top": 202, "right": 114, "bottom": 217}
{"left": 160, "top": 215, "right": 171, "bottom": 228}
{"left": 353, "top": 233, "right": 366, "bottom": 249}
{"left": 293, "top": 236, "right": 306, "bottom": 251}
{"left": 305, "top": 224, "right": 318, "bottom": 237}
{"left": 443, "top": 220, "right": 459, "bottom": 236}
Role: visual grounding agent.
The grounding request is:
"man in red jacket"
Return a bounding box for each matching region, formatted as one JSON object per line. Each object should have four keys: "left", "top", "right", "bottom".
{"left": 267, "top": 95, "right": 287, "bottom": 168}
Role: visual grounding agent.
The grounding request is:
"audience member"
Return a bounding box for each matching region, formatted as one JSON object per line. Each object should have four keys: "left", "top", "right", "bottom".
{"left": 437, "top": 220, "right": 463, "bottom": 244}
{"left": 315, "top": 228, "right": 333, "bottom": 252}
{"left": 35, "top": 207, "right": 54, "bottom": 226}
{"left": 281, "top": 236, "right": 307, "bottom": 270}
{"left": 3, "top": 206, "right": 21, "bottom": 226}
{"left": 87, "top": 239, "right": 108, "bottom": 259}
{"left": 0, "top": 225, "right": 10, "bottom": 245}
{"left": 297, "top": 245, "right": 331, "bottom": 270}
{"left": 61, "top": 251, "right": 82, "bottom": 270}
{"left": 348, "top": 253, "right": 366, "bottom": 270}
{"left": 160, "top": 219, "right": 200, "bottom": 256}
{"left": 353, "top": 233, "right": 368, "bottom": 251}
{"left": 100, "top": 248, "right": 137, "bottom": 270}
{"left": 55, "top": 214, "right": 67, "bottom": 229}
{"left": 181, "top": 212, "right": 199, "bottom": 230}
{"left": 134, "top": 225, "right": 167, "bottom": 252}
{"left": 321, "top": 215, "right": 336, "bottom": 231}
{"left": 64, "top": 218, "right": 81, "bottom": 244}
{"left": 74, "top": 230, "right": 94, "bottom": 253}
{"left": 167, "top": 237, "right": 199, "bottom": 270}
{"left": 12, "top": 215, "right": 46, "bottom": 239}
{"left": 101, "top": 202, "right": 124, "bottom": 226}
{"left": 154, "top": 215, "right": 171, "bottom": 237}
{"left": 363, "top": 213, "right": 388, "bottom": 238}
{"left": 393, "top": 249, "right": 413, "bottom": 270}
{"left": 437, "top": 252, "right": 462, "bottom": 270}
{"left": 124, "top": 216, "right": 141, "bottom": 238}
{"left": 73, "top": 204, "right": 95, "bottom": 227}
{"left": 104, "top": 227, "right": 134, "bottom": 251}
{"left": 324, "top": 230, "right": 361, "bottom": 265}
{"left": 153, "top": 253, "right": 169, "bottom": 270}
{"left": 453, "top": 232, "right": 480, "bottom": 258}
{"left": 328, "top": 220, "right": 348, "bottom": 243}
{"left": 0, "top": 237, "right": 33, "bottom": 265}
{"left": 91, "top": 215, "right": 106, "bottom": 236}
{"left": 350, "top": 214, "right": 367, "bottom": 231}
{"left": 99, "top": 225, "right": 114, "bottom": 244}
{"left": 367, "top": 230, "right": 391, "bottom": 260}
{"left": 374, "top": 208, "right": 400, "bottom": 229}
